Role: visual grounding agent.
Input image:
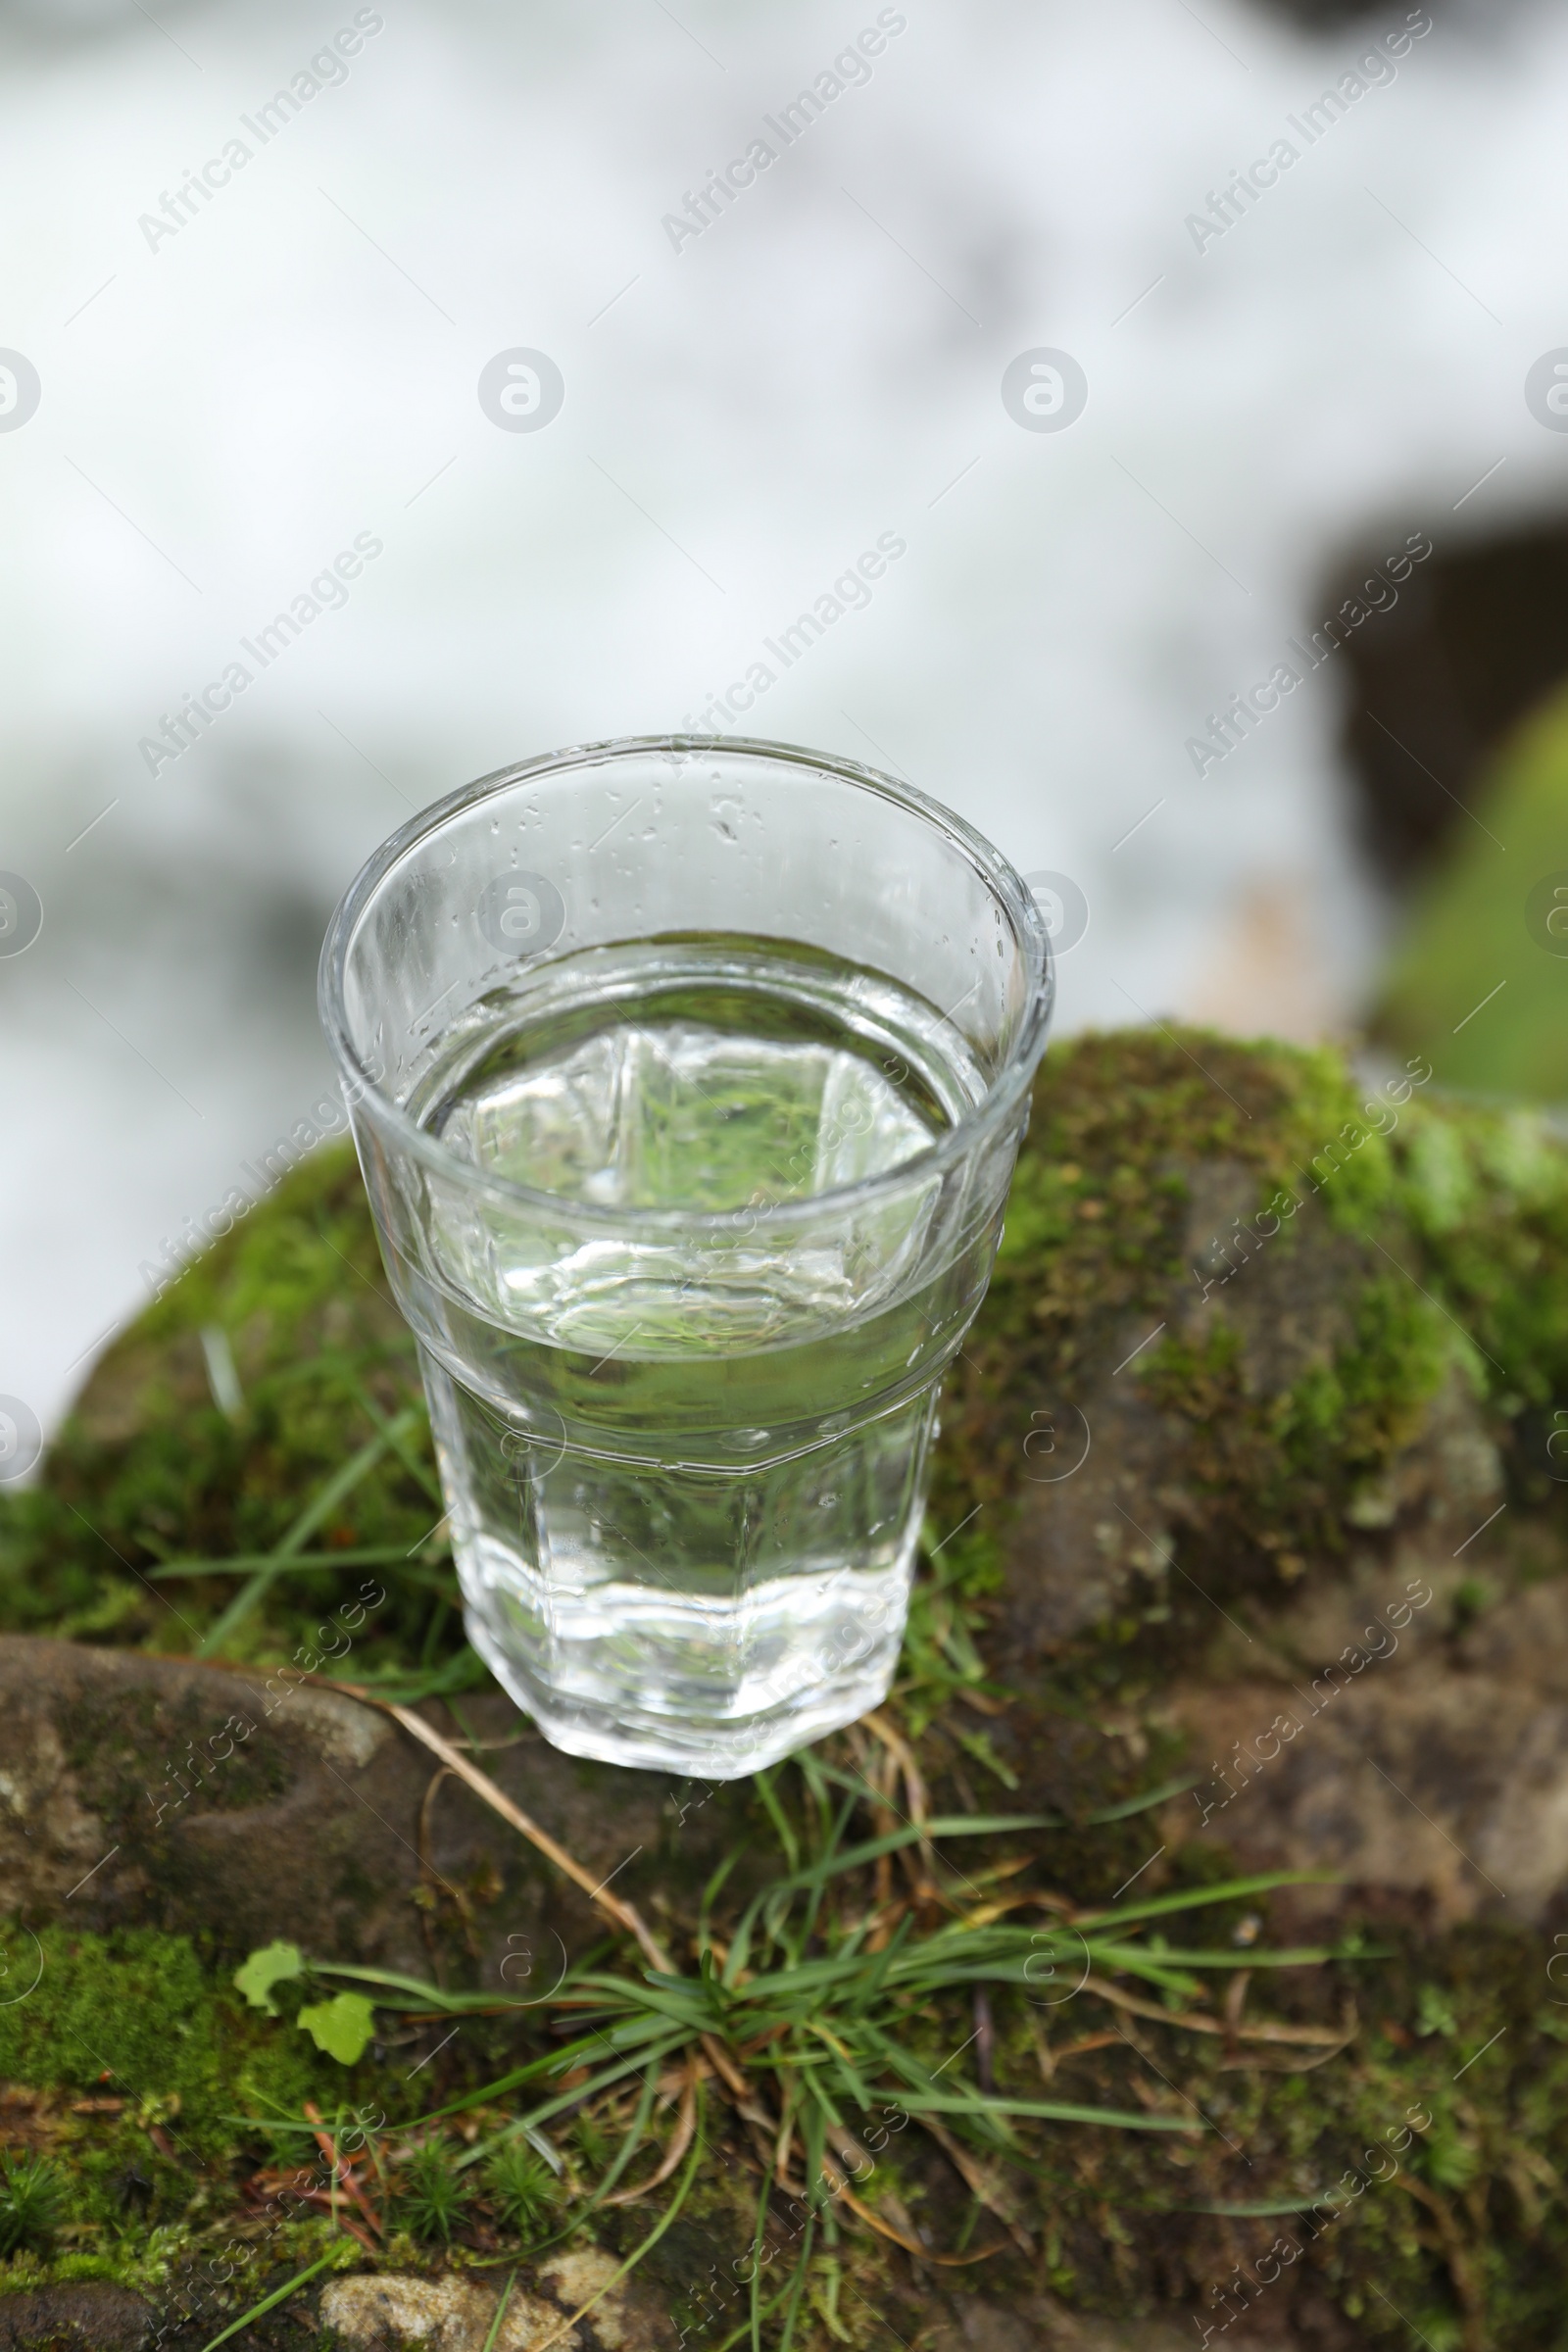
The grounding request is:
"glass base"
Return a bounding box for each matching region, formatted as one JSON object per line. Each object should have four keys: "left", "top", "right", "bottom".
{"left": 422, "top": 1345, "right": 930, "bottom": 1780}
{"left": 464, "top": 1599, "right": 900, "bottom": 1778}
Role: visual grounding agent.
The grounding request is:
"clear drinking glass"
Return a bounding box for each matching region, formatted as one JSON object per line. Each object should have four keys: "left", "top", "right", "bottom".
{"left": 319, "top": 737, "right": 1052, "bottom": 1775}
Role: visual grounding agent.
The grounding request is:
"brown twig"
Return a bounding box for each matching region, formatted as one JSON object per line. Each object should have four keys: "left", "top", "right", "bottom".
{"left": 848, "top": 1724, "right": 899, "bottom": 1915}
{"left": 302, "top": 2101, "right": 382, "bottom": 2239}
{"left": 336, "top": 1690, "right": 672, "bottom": 1971}
{"left": 1223, "top": 1969, "right": 1251, "bottom": 2040}
{"left": 913, "top": 2112, "right": 1035, "bottom": 2256}
{"left": 817, "top": 2150, "right": 1006, "bottom": 2266}
{"left": 862, "top": 1709, "right": 929, "bottom": 1826}
{"left": 816, "top": 2123, "right": 925, "bottom": 2252}
{"left": 1052, "top": 2031, "right": 1123, "bottom": 2063}
{"left": 863, "top": 1708, "right": 935, "bottom": 1901}
{"left": 955, "top": 1686, "right": 1006, "bottom": 1718}
{"left": 311, "top": 2200, "right": 378, "bottom": 2254}
{"left": 1079, "top": 1974, "right": 1349, "bottom": 2049}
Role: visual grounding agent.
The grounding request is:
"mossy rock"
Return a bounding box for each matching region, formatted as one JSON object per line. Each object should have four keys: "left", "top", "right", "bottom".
{"left": 4, "top": 1029, "right": 1568, "bottom": 2348}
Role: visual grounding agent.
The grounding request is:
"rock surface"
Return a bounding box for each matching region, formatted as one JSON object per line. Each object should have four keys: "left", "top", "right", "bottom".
{"left": 998, "top": 1160, "right": 1504, "bottom": 1665}
{"left": 1161, "top": 1553, "right": 1568, "bottom": 1928}
{"left": 0, "top": 1636, "right": 743, "bottom": 1978}
{"left": 0, "top": 2282, "right": 152, "bottom": 2348}
{"left": 968, "top": 1056, "right": 1568, "bottom": 1934}
{"left": 320, "top": 2248, "right": 668, "bottom": 2352}
{"left": 0, "top": 2257, "right": 671, "bottom": 2352}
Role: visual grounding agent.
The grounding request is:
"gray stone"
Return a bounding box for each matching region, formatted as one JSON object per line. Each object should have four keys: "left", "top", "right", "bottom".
{"left": 0, "top": 2282, "right": 153, "bottom": 2348}
{"left": 1157, "top": 1546, "right": 1568, "bottom": 1924}
{"left": 319, "top": 2272, "right": 568, "bottom": 2350}
{"left": 318, "top": 2249, "right": 670, "bottom": 2350}
{"left": 0, "top": 1637, "right": 744, "bottom": 1979}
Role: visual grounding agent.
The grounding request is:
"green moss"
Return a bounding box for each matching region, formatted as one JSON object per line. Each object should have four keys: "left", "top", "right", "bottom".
{"left": 960, "top": 1023, "right": 1419, "bottom": 1427}
{"left": 0, "top": 1927, "right": 343, "bottom": 2158}
{"left": 928, "top": 1029, "right": 1464, "bottom": 1626}
{"left": 1263, "top": 1269, "right": 1455, "bottom": 1539}
{"left": 0, "top": 1142, "right": 465, "bottom": 1682}
{"left": 1394, "top": 1094, "right": 1568, "bottom": 1416}
{"left": 0, "top": 1925, "right": 395, "bottom": 2314}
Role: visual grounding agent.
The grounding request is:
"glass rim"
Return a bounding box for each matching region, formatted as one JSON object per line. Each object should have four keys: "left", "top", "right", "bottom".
{"left": 318, "top": 732, "right": 1054, "bottom": 1233}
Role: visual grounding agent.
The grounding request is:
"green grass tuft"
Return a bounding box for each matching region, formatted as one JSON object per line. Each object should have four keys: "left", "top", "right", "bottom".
{"left": 485, "top": 2139, "right": 558, "bottom": 2239}
{"left": 0, "top": 2152, "right": 66, "bottom": 2259}
{"left": 396, "top": 2137, "right": 474, "bottom": 2243}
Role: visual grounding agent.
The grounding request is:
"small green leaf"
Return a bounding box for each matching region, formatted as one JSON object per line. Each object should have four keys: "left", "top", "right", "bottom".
{"left": 234, "top": 1940, "right": 304, "bottom": 2015}
{"left": 1416, "top": 1984, "right": 1458, "bottom": 2039}
{"left": 298, "top": 1992, "right": 375, "bottom": 2065}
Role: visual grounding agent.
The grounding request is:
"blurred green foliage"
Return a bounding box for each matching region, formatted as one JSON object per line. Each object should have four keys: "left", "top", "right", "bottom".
{"left": 1376, "top": 681, "right": 1568, "bottom": 1100}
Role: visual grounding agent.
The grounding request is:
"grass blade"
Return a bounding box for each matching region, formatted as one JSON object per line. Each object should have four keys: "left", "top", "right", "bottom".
{"left": 1085, "top": 1943, "right": 1345, "bottom": 1972}
{"left": 1074, "top": 1871, "right": 1337, "bottom": 1931}
{"left": 458, "top": 2037, "right": 690, "bottom": 2161}
{"left": 195, "top": 2248, "right": 341, "bottom": 2350}
{"left": 727, "top": 1818, "right": 1057, "bottom": 1974}
{"left": 892, "top": 2091, "right": 1200, "bottom": 2132}
{"left": 571, "top": 2058, "right": 662, "bottom": 2221}
{"left": 152, "top": 1544, "right": 447, "bottom": 1580}
{"left": 755, "top": 1767, "right": 801, "bottom": 1874}
{"left": 311, "top": 1961, "right": 513, "bottom": 2011}
{"left": 481, "top": 2273, "right": 518, "bottom": 2352}
{"left": 1182, "top": 2196, "right": 1324, "bottom": 2216}
{"left": 351, "top": 1376, "right": 444, "bottom": 1506}
{"left": 197, "top": 1401, "right": 423, "bottom": 1654}
{"left": 1078, "top": 1774, "right": 1200, "bottom": 1824}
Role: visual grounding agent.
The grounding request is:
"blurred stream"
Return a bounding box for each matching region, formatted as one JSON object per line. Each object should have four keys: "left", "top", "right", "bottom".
{"left": 2, "top": 0, "right": 1566, "bottom": 1436}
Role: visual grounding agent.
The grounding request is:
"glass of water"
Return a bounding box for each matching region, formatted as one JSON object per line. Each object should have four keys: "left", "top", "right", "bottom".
{"left": 320, "top": 737, "right": 1052, "bottom": 1775}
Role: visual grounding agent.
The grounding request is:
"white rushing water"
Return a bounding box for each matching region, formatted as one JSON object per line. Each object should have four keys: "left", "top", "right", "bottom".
{"left": 2, "top": 0, "right": 1566, "bottom": 1436}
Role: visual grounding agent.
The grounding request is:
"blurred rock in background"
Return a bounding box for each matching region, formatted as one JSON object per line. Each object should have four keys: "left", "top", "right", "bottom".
{"left": 1335, "top": 518, "right": 1568, "bottom": 886}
